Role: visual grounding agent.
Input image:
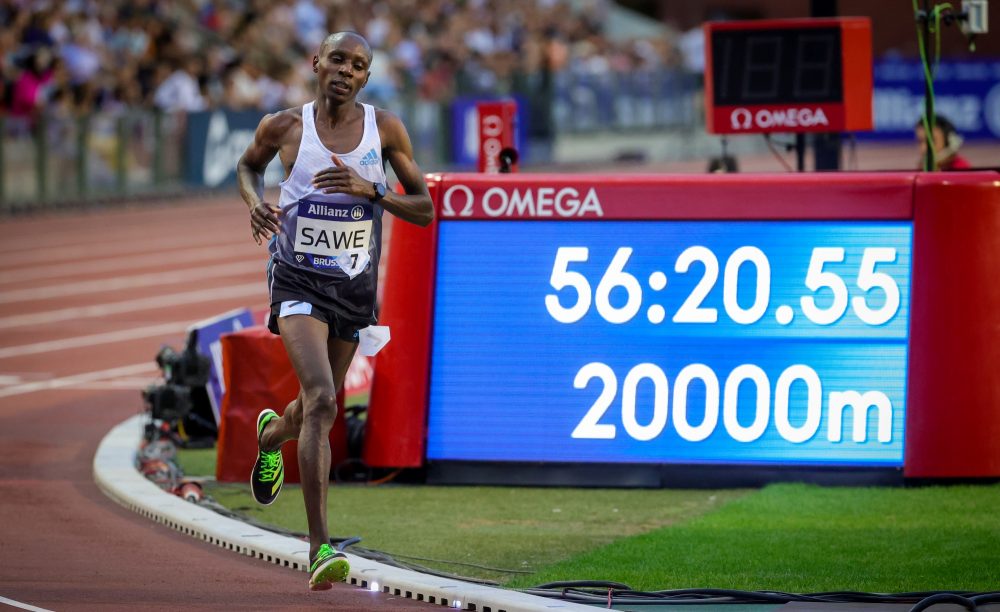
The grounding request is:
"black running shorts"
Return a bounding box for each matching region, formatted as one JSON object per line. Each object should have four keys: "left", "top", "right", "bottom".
{"left": 266, "top": 257, "right": 376, "bottom": 341}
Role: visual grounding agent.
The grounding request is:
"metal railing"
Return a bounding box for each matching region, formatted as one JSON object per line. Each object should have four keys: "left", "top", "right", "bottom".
{"left": 552, "top": 69, "right": 701, "bottom": 133}
{"left": 1, "top": 109, "right": 187, "bottom": 213}
{"left": 1, "top": 68, "right": 702, "bottom": 212}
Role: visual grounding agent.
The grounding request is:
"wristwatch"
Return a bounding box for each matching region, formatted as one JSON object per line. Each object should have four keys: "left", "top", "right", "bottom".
{"left": 371, "top": 182, "right": 386, "bottom": 202}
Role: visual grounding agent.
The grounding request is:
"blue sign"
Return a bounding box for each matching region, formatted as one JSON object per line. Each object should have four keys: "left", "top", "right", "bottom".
{"left": 869, "top": 58, "right": 1000, "bottom": 140}
{"left": 189, "top": 308, "right": 255, "bottom": 423}
{"left": 427, "top": 221, "right": 912, "bottom": 467}
{"left": 185, "top": 110, "right": 284, "bottom": 187}
{"left": 449, "top": 95, "right": 527, "bottom": 168}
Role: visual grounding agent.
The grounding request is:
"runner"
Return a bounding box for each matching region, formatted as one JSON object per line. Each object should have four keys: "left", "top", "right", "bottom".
{"left": 236, "top": 31, "right": 433, "bottom": 591}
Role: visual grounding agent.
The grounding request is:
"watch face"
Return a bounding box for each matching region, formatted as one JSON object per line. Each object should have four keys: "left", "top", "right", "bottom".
{"left": 375, "top": 183, "right": 386, "bottom": 199}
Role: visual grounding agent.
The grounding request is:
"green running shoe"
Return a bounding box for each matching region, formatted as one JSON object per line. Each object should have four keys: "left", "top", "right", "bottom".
{"left": 250, "top": 409, "right": 283, "bottom": 505}
{"left": 308, "top": 544, "right": 350, "bottom": 591}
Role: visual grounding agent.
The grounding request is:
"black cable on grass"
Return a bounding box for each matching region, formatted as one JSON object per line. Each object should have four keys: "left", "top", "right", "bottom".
{"left": 533, "top": 580, "right": 632, "bottom": 591}
{"left": 908, "top": 593, "right": 976, "bottom": 611}
{"left": 388, "top": 552, "right": 533, "bottom": 575}
{"left": 972, "top": 593, "right": 1000, "bottom": 605}
{"left": 523, "top": 584, "right": 998, "bottom": 608}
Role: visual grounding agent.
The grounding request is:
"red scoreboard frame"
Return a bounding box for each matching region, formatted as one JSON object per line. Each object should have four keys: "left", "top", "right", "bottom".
{"left": 364, "top": 172, "right": 1000, "bottom": 482}
{"left": 704, "top": 17, "right": 873, "bottom": 134}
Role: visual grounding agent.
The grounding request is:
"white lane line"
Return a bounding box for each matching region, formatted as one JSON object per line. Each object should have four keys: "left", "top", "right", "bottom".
{"left": 50, "top": 379, "right": 158, "bottom": 391}
{"left": 4, "top": 225, "right": 231, "bottom": 257}
{"left": 0, "top": 596, "right": 54, "bottom": 612}
{"left": 0, "top": 245, "right": 261, "bottom": 286}
{"left": 3, "top": 209, "right": 239, "bottom": 254}
{"left": 0, "top": 283, "right": 262, "bottom": 331}
{"left": 0, "top": 374, "right": 23, "bottom": 385}
{"left": 0, "top": 230, "right": 249, "bottom": 268}
{"left": 0, "top": 321, "right": 190, "bottom": 359}
{"left": 0, "top": 260, "right": 262, "bottom": 304}
{"left": 0, "top": 363, "right": 158, "bottom": 399}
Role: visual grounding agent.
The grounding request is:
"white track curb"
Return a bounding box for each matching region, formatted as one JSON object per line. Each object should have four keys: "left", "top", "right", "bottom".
{"left": 94, "top": 415, "right": 595, "bottom": 612}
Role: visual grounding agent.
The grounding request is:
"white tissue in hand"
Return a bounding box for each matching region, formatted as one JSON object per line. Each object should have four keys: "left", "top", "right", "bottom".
{"left": 358, "top": 325, "right": 390, "bottom": 356}
{"left": 335, "top": 248, "right": 370, "bottom": 279}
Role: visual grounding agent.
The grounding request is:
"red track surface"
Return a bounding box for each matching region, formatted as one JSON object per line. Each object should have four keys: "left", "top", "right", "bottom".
{"left": 0, "top": 197, "right": 433, "bottom": 611}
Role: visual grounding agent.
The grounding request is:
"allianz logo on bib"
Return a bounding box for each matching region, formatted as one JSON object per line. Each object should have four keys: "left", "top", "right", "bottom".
{"left": 359, "top": 148, "right": 380, "bottom": 166}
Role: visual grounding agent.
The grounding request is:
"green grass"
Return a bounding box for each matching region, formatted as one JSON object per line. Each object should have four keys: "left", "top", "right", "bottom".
{"left": 207, "top": 481, "right": 742, "bottom": 583}
{"left": 175, "top": 449, "right": 1000, "bottom": 592}
{"left": 174, "top": 447, "right": 216, "bottom": 478}
{"left": 510, "top": 482, "right": 1000, "bottom": 592}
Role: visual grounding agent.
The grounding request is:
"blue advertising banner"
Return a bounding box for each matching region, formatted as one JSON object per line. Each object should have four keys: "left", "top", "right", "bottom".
{"left": 869, "top": 58, "right": 1000, "bottom": 140}
{"left": 189, "top": 308, "right": 255, "bottom": 423}
{"left": 449, "top": 95, "right": 527, "bottom": 167}
{"left": 184, "top": 110, "right": 285, "bottom": 187}
{"left": 427, "top": 220, "right": 912, "bottom": 467}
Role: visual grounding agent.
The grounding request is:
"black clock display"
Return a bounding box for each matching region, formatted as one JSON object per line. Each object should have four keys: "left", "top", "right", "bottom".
{"left": 711, "top": 27, "right": 843, "bottom": 106}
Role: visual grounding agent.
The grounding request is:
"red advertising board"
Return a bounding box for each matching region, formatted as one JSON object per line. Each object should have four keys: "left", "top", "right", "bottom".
{"left": 476, "top": 100, "right": 518, "bottom": 173}
{"left": 435, "top": 172, "right": 912, "bottom": 220}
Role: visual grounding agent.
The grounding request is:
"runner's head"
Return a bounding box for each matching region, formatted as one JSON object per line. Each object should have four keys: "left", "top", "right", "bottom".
{"left": 313, "top": 32, "right": 372, "bottom": 102}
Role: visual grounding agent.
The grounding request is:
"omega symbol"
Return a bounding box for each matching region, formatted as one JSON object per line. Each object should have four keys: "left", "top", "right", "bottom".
{"left": 730, "top": 108, "right": 753, "bottom": 130}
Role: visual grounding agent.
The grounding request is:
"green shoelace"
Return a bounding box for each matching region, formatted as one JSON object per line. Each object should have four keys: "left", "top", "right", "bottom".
{"left": 311, "top": 544, "right": 335, "bottom": 571}
{"left": 258, "top": 450, "right": 282, "bottom": 482}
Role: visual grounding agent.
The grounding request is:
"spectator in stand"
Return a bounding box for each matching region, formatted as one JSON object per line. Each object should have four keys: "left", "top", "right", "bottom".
{"left": 707, "top": 155, "right": 739, "bottom": 173}
{"left": 221, "top": 57, "right": 264, "bottom": 111}
{"left": 293, "top": 0, "right": 326, "bottom": 51}
{"left": 10, "top": 47, "right": 54, "bottom": 118}
{"left": 915, "top": 114, "right": 972, "bottom": 171}
{"left": 19, "top": 9, "right": 56, "bottom": 49}
{"left": 153, "top": 56, "right": 206, "bottom": 113}
{"left": 1, "top": 0, "right": 680, "bottom": 122}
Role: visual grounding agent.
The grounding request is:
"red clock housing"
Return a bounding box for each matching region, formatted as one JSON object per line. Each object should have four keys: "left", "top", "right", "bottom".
{"left": 704, "top": 17, "right": 873, "bottom": 134}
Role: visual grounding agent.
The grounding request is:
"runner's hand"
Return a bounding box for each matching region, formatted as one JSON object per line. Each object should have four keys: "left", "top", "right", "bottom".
{"left": 250, "top": 202, "right": 281, "bottom": 245}
{"left": 312, "top": 154, "right": 372, "bottom": 198}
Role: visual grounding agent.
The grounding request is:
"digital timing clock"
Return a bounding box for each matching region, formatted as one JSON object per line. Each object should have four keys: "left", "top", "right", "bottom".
{"left": 363, "top": 172, "right": 1000, "bottom": 485}
{"left": 394, "top": 174, "right": 915, "bottom": 472}
{"left": 704, "top": 18, "right": 873, "bottom": 134}
{"left": 428, "top": 219, "right": 909, "bottom": 467}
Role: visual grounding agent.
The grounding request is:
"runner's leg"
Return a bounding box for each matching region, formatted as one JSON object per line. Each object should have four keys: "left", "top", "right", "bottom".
{"left": 259, "top": 393, "right": 303, "bottom": 451}
{"left": 317, "top": 335, "right": 359, "bottom": 533}
{"left": 328, "top": 335, "right": 359, "bottom": 403}
{"left": 276, "top": 314, "right": 338, "bottom": 559}
{"left": 259, "top": 334, "right": 356, "bottom": 450}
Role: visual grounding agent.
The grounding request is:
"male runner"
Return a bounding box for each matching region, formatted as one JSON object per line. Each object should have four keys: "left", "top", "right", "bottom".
{"left": 236, "top": 31, "right": 433, "bottom": 591}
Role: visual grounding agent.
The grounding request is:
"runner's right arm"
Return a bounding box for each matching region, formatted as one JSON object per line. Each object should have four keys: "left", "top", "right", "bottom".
{"left": 237, "top": 113, "right": 284, "bottom": 245}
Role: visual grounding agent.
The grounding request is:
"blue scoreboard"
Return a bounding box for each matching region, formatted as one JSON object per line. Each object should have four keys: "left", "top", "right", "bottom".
{"left": 427, "top": 219, "right": 910, "bottom": 467}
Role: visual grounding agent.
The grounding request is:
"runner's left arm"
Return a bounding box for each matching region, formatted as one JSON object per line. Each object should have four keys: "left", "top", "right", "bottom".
{"left": 312, "top": 111, "right": 434, "bottom": 227}
{"left": 378, "top": 111, "right": 434, "bottom": 226}
{"left": 312, "top": 110, "right": 434, "bottom": 226}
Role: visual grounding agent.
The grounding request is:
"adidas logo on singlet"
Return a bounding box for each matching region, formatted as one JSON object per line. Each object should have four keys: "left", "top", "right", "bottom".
{"left": 359, "top": 148, "right": 379, "bottom": 166}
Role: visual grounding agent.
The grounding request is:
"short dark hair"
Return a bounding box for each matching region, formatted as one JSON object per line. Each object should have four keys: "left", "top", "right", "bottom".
{"left": 707, "top": 155, "right": 739, "bottom": 173}
{"left": 319, "top": 31, "right": 373, "bottom": 65}
{"left": 915, "top": 113, "right": 958, "bottom": 136}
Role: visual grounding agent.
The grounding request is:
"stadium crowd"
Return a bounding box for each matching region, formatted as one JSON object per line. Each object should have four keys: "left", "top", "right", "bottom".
{"left": 1, "top": 0, "right": 682, "bottom": 119}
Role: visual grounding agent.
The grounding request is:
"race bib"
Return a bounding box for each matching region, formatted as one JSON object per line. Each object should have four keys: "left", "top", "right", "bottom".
{"left": 294, "top": 200, "right": 372, "bottom": 273}
{"left": 334, "top": 248, "right": 370, "bottom": 279}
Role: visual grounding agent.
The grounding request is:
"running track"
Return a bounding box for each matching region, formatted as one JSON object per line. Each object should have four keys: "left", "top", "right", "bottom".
{"left": 0, "top": 197, "right": 432, "bottom": 611}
